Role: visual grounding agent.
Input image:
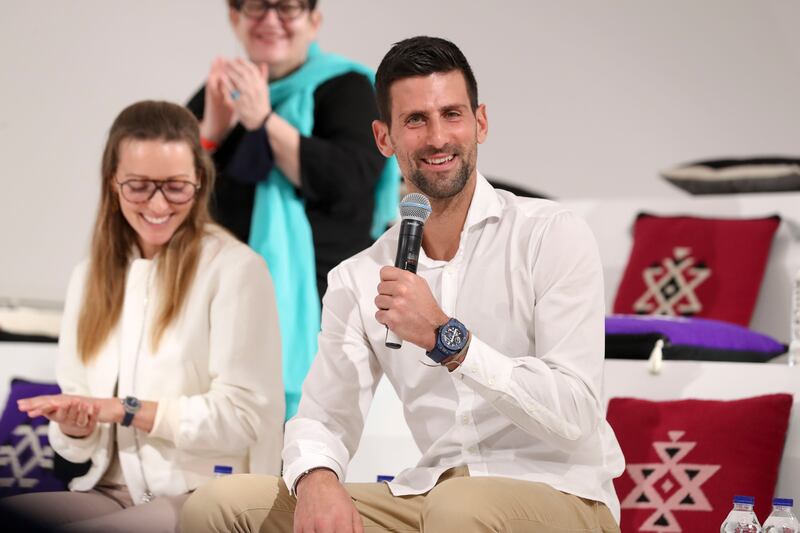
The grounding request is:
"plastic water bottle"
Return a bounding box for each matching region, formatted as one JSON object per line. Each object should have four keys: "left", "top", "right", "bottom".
{"left": 213, "top": 465, "right": 233, "bottom": 478}
{"left": 721, "top": 495, "right": 763, "bottom": 533}
{"left": 763, "top": 498, "right": 799, "bottom": 533}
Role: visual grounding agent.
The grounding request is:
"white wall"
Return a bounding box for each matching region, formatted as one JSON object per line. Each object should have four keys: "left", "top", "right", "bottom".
{"left": 3, "top": 0, "right": 800, "bottom": 302}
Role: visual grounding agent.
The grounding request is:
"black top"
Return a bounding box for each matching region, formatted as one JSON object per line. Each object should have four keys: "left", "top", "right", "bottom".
{"left": 187, "top": 71, "right": 387, "bottom": 299}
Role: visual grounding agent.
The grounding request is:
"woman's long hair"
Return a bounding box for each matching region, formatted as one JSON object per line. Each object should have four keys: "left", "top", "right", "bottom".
{"left": 77, "top": 101, "right": 216, "bottom": 363}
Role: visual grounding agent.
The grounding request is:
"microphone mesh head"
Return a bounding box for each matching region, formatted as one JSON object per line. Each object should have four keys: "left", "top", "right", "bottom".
{"left": 399, "top": 193, "right": 432, "bottom": 223}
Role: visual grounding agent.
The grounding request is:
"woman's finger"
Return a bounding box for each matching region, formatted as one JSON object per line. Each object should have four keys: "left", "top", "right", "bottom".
{"left": 234, "top": 57, "right": 262, "bottom": 83}
{"left": 64, "top": 399, "right": 81, "bottom": 425}
{"left": 225, "top": 65, "right": 248, "bottom": 95}
{"left": 220, "top": 75, "right": 237, "bottom": 107}
{"left": 18, "top": 394, "right": 53, "bottom": 410}
{"left": 49, "top": 403, "right": 69, "bottom": 424}
{"left": 76, "top": 402, "right": 89, "bottom": 428}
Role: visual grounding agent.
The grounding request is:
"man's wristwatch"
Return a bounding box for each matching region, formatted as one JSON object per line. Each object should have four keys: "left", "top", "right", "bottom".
{"left": 120, "top": 396, "right": 141, "bottom": 427}
{"left": 426, "top": 317, "right": 469, "bottom": 364}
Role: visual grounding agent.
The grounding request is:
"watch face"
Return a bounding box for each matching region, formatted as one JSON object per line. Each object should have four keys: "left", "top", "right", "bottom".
{"left": 441, "top": 325, "right": 464, "bottom": 350}
{"left": 125, "top": 396, "right": 141, "bottom": 410}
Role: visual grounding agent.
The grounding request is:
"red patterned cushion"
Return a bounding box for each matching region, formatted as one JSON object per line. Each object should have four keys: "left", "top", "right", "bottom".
{"left": 607, "top": 394, "right": 792, "bottom": 532}
{"left": 613, "top": 214, "right": 780, "bottom": 326}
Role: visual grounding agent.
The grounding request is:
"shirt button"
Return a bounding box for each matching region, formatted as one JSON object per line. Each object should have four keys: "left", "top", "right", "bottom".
{"left": 461, "top": 414, "right": 470, "bottom": 425}
{"left": 468, "top": 445, "right": 478, "bottom": 454}
{"left": 488, "top": 377, "right": 496, "bottom": 386}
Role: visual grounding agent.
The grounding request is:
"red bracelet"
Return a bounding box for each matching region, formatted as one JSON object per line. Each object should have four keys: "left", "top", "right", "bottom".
{"left": 200, "top": 135, "right": 219, "bottom": 152}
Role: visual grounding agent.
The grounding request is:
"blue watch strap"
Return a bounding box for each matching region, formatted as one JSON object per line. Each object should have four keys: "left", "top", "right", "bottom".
{"left": 120, "top": 396, "right": 140, "bottom": 427}
{"left": 426, "top": 318, "right": 468, "bottom": 364}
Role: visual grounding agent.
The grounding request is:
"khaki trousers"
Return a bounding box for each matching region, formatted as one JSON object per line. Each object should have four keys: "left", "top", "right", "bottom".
{"left": 180, "top": 467, "right": 619, "bottom": 533}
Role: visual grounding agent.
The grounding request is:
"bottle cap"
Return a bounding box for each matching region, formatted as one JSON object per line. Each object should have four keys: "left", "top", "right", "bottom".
{"left": 733, "top": 495, "right": 755, "bottom": 505}
{"left": 214, "top": 465, "right": 233, "bottom": 475}
{"left": 773, "top": 498, "right": 794, "bottom": 507}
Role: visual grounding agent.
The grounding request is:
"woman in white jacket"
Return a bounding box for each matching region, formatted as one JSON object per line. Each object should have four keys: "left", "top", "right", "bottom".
{"left": 9, "top": 100, "right": 284, "bottom": 532}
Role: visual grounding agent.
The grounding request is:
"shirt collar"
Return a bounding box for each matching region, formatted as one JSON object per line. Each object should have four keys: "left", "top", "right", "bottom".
{"left": 418, "top": 172, "right": 502, "bottom": 267}
{"left": 464, "top": 172, "right": 503, "bottom": 231}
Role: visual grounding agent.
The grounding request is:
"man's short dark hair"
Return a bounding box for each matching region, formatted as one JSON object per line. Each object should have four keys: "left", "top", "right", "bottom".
{"left": 375, "top": 36, "right": 479, "bottom": 125}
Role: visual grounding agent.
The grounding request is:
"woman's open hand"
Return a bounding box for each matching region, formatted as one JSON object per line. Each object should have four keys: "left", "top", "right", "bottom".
{"left": 18, "top": 394, "right": 100, "bottom": 438}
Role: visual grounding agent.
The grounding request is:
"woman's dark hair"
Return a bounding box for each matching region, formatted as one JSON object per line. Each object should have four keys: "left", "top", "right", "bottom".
{"left": 227, "top": 0, "right": 319, "bottom": 11}
{"left": 375, "top": 36, "right": 478, "bottom": 125}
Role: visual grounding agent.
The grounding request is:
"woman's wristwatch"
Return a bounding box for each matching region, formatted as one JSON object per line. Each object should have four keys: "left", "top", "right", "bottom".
{"left": 120, "top": 396, "right": 141, "bottom": 427}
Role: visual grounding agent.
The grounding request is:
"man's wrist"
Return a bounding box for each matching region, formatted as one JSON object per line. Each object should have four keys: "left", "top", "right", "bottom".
{"left": 442, "top": 332, "right": 471, "bottom": 372}
{"left": 294, "top": 467, "right": 338, "bottom": 497}
{"left": 426, "top": 313, "right": 450, "bottom": 351}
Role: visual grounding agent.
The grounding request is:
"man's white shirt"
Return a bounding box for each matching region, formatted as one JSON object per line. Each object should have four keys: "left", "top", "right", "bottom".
{"left": 283, "top": 174, "right": 624, "bottom": 521}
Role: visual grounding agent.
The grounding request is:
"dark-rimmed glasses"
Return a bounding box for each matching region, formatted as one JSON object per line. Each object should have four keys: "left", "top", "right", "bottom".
{"left": 236, "top": 0, "right": 308, "bottom": 21}
{"left": 116, "top": 179, "right": 200, "bottom": 205}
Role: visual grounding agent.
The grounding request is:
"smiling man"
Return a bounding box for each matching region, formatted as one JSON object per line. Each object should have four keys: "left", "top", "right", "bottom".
{"left": 181, "top": 36, "right": 624, "bottom": 533}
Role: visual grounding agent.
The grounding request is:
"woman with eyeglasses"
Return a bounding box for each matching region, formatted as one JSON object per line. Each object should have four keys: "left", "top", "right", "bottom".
{"left": 187, "top": 0, "right": 400, "bottom": 420}
{"left": 8, "top": 100, "right": 284, "bottom": 532}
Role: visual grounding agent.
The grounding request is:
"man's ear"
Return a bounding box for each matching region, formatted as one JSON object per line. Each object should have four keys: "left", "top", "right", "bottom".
{"left": 475, "top": 104, "right": 488, "bottom": 145}
{"left": 372, "top": 120, "right": 395, "bottom": 158}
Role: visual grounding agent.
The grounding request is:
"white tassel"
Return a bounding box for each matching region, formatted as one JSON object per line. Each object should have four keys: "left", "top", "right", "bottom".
{"left": 648, "top": 339, "right": 664, "bottom": 375}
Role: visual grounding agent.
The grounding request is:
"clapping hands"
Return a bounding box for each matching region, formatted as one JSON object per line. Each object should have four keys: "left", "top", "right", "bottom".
{"left": 201, "top": 56, "right": 271, "bottom": 142}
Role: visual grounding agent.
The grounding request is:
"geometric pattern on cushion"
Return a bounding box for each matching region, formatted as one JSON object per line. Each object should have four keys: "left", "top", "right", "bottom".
{"left": 0, "top": 378, "right": 64, "bottom": 497}
{"left": 613, "top": 214, "right": 781, "bottom": 327}
{"left": 661, "top": 157, "right": 800, "bottom": 195}
{"left": 607, "top": 394, "right": 793, "bottom": 532}
{"left": 605, "top": 314, "right": 787, "bottom": 362}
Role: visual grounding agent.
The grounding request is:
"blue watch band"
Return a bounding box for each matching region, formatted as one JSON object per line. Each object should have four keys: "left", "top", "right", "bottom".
{"left": 120, "top": 396, "right": 140, "bottom": 427}
{"left": 426, "top": 318, "right": 469, "bottom": 364}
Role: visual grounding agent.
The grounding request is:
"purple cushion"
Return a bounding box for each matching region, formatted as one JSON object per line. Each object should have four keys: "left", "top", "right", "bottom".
{"left": 605, "top": 314, "right": 786, "bottom": 362}
{"left": 0, "top": 379, "right": 65, "bottom": 496}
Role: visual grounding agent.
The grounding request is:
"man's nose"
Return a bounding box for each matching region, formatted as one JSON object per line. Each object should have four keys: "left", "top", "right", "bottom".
{"left": 426, "top": 117, "right": 447, "bottom": 149}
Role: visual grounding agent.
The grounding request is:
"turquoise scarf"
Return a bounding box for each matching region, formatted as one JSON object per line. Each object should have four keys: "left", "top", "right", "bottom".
{"left": 249, "top": 43, "right": 400, "bottom": 419}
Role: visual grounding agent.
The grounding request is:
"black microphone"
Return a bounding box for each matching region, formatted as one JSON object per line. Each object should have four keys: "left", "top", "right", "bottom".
{"left": 385, "top": 193, "right": 432, "bottom": 349}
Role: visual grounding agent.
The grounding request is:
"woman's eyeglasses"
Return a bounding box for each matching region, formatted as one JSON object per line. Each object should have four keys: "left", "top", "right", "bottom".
{"left": 237, "top": 0, "right": 308, "bottom": 22}
{"left": 116, "top": 179, "right": 200, "bottom": 205}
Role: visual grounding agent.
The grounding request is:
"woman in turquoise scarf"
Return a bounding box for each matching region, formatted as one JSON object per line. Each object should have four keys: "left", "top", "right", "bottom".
{"left": 188, "top": 0, "right": 399, "bottom": 419}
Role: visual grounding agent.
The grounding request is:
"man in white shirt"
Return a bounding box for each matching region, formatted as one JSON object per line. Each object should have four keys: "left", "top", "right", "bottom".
{"left": 181, "top": 35, "right": 624, "bottom": 533}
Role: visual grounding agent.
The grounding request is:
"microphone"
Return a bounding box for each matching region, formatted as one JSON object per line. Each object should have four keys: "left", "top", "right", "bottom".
{"left": 385, "top": 193, "right": 432, "bottom": 349}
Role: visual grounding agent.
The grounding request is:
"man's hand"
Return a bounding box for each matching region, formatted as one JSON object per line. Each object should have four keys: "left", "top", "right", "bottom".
{"left": 294, "top": 469, "right": 363, "bottom": 533}
{"left": 374, "top": 266, "right": 448, "bottom": 351}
